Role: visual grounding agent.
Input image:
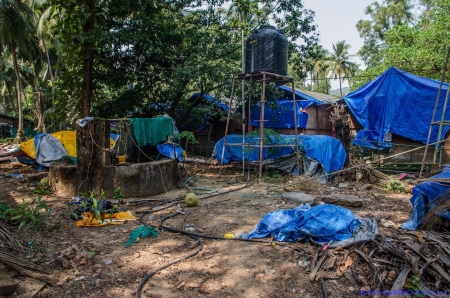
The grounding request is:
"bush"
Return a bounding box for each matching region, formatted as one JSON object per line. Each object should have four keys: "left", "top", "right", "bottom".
{"left": 386, "top": 176, "right": 407, "bottom": 193}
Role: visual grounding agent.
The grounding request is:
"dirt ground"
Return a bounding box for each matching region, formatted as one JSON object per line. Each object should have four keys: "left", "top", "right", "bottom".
{"left": 0, "top": 160, "right": 420, "bottom": 298}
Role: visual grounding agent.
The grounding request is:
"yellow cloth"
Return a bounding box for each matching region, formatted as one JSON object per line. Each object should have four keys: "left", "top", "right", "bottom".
{"left": 75, "top": 211, "right": 137, "bottom": 227}
{"left": 19, "top": 130, "right": 114, "bottom": 159}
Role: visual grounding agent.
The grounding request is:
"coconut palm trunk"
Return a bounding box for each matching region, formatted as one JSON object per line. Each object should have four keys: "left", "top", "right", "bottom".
{"left": 11, "top": 39, "right": 25, "bottom": 143}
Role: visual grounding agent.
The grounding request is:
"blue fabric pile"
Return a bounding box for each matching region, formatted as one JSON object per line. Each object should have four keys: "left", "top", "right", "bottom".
{"left": 401, "top": 167, "right": 450, "bottom": 230}
{"left": 242, "top": 204, "right": 377, "bottom": 245}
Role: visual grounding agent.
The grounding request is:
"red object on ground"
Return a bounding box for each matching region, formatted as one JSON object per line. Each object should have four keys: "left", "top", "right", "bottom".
{"left": 397, "top": 173, "right": 408, "bottom": 180}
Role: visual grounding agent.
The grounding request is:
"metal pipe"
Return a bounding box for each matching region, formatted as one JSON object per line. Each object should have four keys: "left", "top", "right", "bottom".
{"left": 292, "top": 79, "right": 299, "bottom": 176}
{"left": 258, "top": 73, "right": 267, "bottom": 182}
{"left": 240, "top": 13, "right": 246, "bottom": 178}
{"left": 434, "top": 81, "right": 450, "bottom": 164}
{"left": 219, "top": 79, "right": 236, "bottom": 177}
{"left": 420, "top": 45, "right": 450, "bottom": 177}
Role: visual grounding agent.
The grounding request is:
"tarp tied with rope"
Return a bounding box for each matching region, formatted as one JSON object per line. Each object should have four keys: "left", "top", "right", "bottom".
{"left": 344, "top": 67, "right": 450, "bottom": 149}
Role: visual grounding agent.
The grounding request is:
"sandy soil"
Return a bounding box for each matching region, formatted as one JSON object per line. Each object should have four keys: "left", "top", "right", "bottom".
{"left": 0, "top": 161, "right": 418, "bottom": 298}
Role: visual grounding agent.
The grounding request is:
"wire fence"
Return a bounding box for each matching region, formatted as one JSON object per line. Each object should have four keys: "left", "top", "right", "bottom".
{"left": 348, "top": 140, "right": 450, "bottom": 175}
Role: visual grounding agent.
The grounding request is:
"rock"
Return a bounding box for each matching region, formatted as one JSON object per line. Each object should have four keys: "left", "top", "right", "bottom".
{"left": 282, "top": 192, "right": 317, "bottom": 205}
{"left": 0, "top": 271, "right": 19, "bottom": 296}
{"left": 321, "top": 194, "right": 364, "bottom": 207}
{"left": 102, "top": 259, "right": 113, "bottom": 265}
{"left": 14, "top": 278, "right": 45, "bottom": 298}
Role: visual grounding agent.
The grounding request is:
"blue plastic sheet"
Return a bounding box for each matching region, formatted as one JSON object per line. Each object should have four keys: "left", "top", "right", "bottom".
{"left": 213, "top": 134, "right": 346, "bottom": 174}
{"left": 242, "top": 204, "right": 362, "bottom": 243}
{"left": 156, "top": 143, "right": 184, "bottom": 162}
{"left": 401, "top": 168, "right": 450, "bottom": 230}
{"left": 345, "top": 67, "right": 450, "bottom": 147}
{"left": 250, "top": 100, "right": 310, "bottom": 129}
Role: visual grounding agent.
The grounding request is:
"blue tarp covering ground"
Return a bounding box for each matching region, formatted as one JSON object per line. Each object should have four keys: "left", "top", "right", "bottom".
{"left": 344, "top": 67, "right": 450, "bottom": 149}
{"left": 401, "top": 167, "right": 450, "bottom": 230}
{"left": 213, "top": 134, "right": 346, "bottom": 175}
{"left": 242, "top": 204, "right": 378, "bottom": 245}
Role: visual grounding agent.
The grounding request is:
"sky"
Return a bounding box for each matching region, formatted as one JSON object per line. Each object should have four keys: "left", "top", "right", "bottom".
{"left": 300, "top": 0, "right": 375, "bottom": 89}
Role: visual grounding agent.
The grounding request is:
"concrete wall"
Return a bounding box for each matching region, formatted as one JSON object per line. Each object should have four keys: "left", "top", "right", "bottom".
{"left": 49, "top": 158, "right": 177, "bottom": 198}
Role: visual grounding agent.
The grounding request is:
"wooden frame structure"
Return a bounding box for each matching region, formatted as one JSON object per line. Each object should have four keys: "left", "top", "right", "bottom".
{"left": 220, "top": 71, "right": 299, "bottom": 180}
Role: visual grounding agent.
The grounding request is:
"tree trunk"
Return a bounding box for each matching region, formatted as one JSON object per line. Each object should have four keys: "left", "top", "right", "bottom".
{"left": 43, "top": 39, "right": 55, "bottom": 131}
{"left": 11, "top": 40, "right": 25, "bottom": 144}
{"left": 339, "top": 74, "right": 343, "bottom": 98}
{"left": 80, "top": 0, "right": 96, "bottom": 118}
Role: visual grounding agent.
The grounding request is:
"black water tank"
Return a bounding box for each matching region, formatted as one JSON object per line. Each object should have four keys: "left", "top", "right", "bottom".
{"left": 245, "top": 25, "right": 288, "bottom": 75}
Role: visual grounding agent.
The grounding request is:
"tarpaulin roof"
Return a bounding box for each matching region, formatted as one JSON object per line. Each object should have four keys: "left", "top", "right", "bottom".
{"left": 249, "top": 86, "right": 338, "bottom": 129}
{"left": 213, "top": 134, "right": 346, "bottom": 175}
{"left": 278, "top": 85, "right": 337, "bottom": 105}
{"left": 249, "top": 100, "right": 309, "bottom": 129}
{"left": 344, "top": 67, "right": 450, "bottom": 148}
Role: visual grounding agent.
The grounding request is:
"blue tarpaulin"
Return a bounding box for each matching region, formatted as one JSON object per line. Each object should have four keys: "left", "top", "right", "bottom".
{"left": 344, "top": 67, "right": 450, "bottom": 149}
{"left": 242, "top": 204, "right": 363, "bottom": 243}
{"left": 213, "top": 134, "right": 346, "bottom": 175}
{"left": 401, "top": 168, "right": 450, "bottom": 230}
{"left": 156, "top": 143, "right": 184, "bottom": 162}
{"left": 249, "top": 100, "right": 310, "bottom": 129}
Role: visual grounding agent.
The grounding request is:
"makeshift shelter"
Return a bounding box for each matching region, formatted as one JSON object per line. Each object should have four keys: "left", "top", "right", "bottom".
{"left": 213, "top": 134, "right": 346, "bottom": 180}
{"left": 344, "top": 67, "right": 450, "bottom": 149}
{"left": 249, "top": 85, "right": 339, "bottom": 130}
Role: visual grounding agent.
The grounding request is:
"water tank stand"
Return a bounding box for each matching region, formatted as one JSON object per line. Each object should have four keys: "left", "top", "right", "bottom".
{"left": 219, "top": 71, "right": 300, "bottom": 182}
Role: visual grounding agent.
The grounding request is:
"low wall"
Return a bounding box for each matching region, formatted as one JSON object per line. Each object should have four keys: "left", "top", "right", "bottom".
{"left": 49, "top": 159, "right": 177, "bottom": 197}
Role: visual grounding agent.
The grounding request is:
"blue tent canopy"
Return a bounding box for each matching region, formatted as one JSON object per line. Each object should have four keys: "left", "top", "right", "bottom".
{"left": 344, "top": 67, "right": 450, "bottom": 149}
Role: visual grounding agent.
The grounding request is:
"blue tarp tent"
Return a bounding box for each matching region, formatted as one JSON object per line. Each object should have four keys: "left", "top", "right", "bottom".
{"left": 401, "top": 167, "right": 450, "bottom": 230}
{"left": 249, "top": 86, "right": 339, "bottom": 129}
{"left": 213, "top": 134, "right": 346, "bottom": 175}
{"left": 344, "top": 67, "right": 450, "bottom": 149}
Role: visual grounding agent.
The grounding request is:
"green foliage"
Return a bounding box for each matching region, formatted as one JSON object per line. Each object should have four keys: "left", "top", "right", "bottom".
{"left": 0, "top": 203, "right": 10, "bottom": 219}
{"left": 262, "top": 171, "right": 285, "bottom": 183}
{"left": 113, "top": 187, "right": 125, "bottom": 200}
{"left": 7, "top": 197, "right": 49, "bottom": 235}
{"left": 354, "top": 0, "right": 449, "bottom": 88}
{"left": 408, "top": 275, "right": 425, "bottom": 298}
{"left": 33, "top": 178, "right": 52, "bottom": 195}
{"left": 79, "top": 189, "right": 117, "bottom": 224}
{"left": 178, "top": 131, "right": 198, "bottom": 151}
{"left": 386, "top": 176, "right": 407, "bottom": 193}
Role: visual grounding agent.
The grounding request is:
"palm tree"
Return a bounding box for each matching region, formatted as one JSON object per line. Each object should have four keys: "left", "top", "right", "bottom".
{"left": 0, "top": 0, "right": 40, "bottom": 143}
{"left": 323, "top": 40, "right": 358, "bottom": 98}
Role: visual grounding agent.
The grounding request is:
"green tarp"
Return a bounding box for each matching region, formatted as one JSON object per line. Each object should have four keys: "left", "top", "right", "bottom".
{"left": 130, "top": 117, "right": 173, "bottom": 147}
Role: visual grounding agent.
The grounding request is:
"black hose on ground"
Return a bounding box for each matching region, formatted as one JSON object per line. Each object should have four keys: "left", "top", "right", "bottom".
{"left": 135, "top": 180, "right": 260, "bottom": 297}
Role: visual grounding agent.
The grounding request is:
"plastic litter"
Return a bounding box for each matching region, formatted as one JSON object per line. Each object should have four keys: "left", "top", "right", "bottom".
{"left": 75, "top": 211, "right": 137, "bottom": 227}
{"left": 124, "top": 225, "right": 158, "bottom": 247}
{"left": 242, "top": 204, "right": 378, "bottom": 246}
{"left": 298, "top": 259, "right": 310, "bottom": 268}
{"left": 224, "top": 233, "right": 241, "bottom": 239}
